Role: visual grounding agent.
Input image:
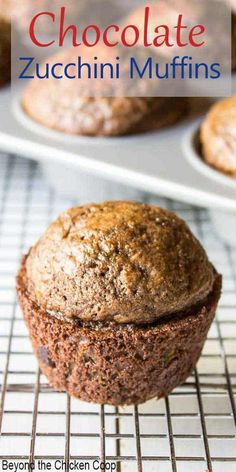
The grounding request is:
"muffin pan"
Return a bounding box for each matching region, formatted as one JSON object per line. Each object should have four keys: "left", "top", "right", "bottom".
{"left": 0, "top": 80, "right": 236, "bottom": 245}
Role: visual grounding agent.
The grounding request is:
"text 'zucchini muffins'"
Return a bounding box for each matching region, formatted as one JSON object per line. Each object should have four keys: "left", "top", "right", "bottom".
{"left": 200, "top": 96, "right": 236, "bottom": 176}
{"left": 17, "top": 201, "right": 221, "bottom": 405}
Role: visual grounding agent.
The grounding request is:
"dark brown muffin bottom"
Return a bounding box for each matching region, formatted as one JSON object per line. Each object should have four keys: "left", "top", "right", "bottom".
{"left": 16, "top": 263, "right": 221, "bottom": 405}
{"left": 0, "top": 18, "right": 11, "bottom": 87}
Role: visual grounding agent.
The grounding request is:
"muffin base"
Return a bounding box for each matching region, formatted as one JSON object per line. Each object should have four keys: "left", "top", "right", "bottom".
{"left": 16, "top": 263, "right": 221, "bottom": 405}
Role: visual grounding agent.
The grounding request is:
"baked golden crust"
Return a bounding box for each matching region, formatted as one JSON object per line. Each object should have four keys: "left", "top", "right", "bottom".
{"left": 24, "top": 201, "right": 215, "bottom": 325}
{"left": 200, "top": 96, "right": 236, "bottom": 176}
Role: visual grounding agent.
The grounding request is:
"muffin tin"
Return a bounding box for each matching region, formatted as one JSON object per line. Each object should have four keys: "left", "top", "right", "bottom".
{"left": 0, "top": 79, "right": 235, "bottom": 245}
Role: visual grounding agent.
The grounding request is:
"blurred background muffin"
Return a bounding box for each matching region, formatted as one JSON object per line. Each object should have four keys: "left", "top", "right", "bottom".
{"left": 200, "top": 96, "right": 236, "bottom": 176}
{"left": 22, "top": 45, "right": 189, "bottom": 137}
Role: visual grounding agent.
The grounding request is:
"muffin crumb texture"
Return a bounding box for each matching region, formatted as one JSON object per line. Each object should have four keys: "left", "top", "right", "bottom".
{"left": 17, "top": 268, "right": 221, "bottom": 405}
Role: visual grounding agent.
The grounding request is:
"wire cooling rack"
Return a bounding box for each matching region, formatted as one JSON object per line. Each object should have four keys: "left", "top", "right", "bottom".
{"left": 0, "top": 153, "right": 235, "bottom": 472}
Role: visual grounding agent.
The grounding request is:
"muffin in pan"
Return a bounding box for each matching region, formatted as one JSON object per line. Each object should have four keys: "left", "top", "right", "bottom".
{"left": 16, "top": 201, "right": 221, "bottom": 405}
{"left": 0, "top": 16, "right": 11, "bottom": 87}
{"left": 22, "top": 45, "right": 188, "bottom": 137}
{"left": 200, "top": 96, "right": 236, "bottom": 176}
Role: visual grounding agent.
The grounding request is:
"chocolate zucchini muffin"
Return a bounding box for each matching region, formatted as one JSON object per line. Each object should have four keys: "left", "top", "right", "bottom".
{"left": 0, "top": 17, "right": 11, "bottom": 87}
{"left": 17, "top": 201, "right": 221, "bottom": 405}
{"left": 22, "top": 46, "right": 188, "bottom": 137}
{"left": 200, "top": 96, "right": 236, "bottom": 176}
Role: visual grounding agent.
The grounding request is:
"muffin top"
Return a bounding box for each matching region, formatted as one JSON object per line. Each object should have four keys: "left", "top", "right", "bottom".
{"left": 200, "top": 96, "right": 236, "bottom": 176}
{"left": 25, "top": 201, "right": 215, "bottom": 325}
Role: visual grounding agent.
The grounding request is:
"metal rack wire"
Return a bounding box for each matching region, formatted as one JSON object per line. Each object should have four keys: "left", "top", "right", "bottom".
{"left": 0, "top": 153, "right": 235, "bottom": 472}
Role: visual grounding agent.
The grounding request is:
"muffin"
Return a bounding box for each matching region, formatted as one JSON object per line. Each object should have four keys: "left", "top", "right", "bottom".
{"left": 200, "top": 96, "right": 236, "bottom": 176}
{"left": 0, "top": 16, "right": 11, "bottom": 87}
{"left": 21, "top": 45, "right": 188, "bottom": 137}
{"left": 16, "top": 201, "right": 221, "bottom": 405}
